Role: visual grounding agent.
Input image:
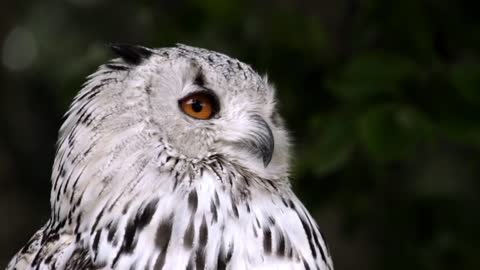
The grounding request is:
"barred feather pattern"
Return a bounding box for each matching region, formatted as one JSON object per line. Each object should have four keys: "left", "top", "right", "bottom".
{"left": 7, "top": 45, "right": 334, "bottom": 270}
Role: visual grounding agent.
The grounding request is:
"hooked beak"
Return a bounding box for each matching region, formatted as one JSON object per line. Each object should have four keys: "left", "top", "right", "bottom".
{"left": 238, "top": 115, "right": 275, "bottom": 167}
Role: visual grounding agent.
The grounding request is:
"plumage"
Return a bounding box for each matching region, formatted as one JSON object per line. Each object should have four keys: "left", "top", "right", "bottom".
{"left": 7, "top": 44, "right": 334, "bottom": 270}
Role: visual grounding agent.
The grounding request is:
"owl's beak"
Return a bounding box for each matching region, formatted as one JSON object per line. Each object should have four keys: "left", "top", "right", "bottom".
{"left": 247, "top": 115, "right": 275, "bottom": 167}
{"left": 222, "top": 114, "right": 275, "bottom": 167}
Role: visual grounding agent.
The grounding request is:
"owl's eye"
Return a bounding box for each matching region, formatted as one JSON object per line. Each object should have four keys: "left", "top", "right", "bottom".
{"left": 179, "top": 91, "right": 219, "bottom": 120}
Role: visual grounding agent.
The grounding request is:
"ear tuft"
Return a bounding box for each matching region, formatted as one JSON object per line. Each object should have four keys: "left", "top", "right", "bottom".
{"left": 109, "top": 43, "right": 153, "bottom": 65}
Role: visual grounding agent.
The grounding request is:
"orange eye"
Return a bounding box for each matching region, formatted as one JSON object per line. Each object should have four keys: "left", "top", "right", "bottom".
{"left": 179, "top": 91, "right": 219, "bottom": 120}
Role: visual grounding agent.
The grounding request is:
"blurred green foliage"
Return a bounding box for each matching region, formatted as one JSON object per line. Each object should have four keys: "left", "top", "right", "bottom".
{"left": 1, "top": 0, "right": 480, "bottom": 269}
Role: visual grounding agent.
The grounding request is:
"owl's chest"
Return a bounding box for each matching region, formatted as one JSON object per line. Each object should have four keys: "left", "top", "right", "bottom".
{"left": 88, "top": 174, "right": 308, "bottom": 269}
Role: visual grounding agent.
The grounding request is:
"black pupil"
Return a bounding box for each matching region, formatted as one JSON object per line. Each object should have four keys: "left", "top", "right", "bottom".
{"left": 191, "top": 99, "right": 203, "bottom": 113}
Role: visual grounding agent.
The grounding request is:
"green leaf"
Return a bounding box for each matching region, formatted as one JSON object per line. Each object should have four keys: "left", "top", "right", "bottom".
{"left": 450, "top": 63, "right": 480, "bottom": 104}
{"left": 358, "top": 104, "right": 433, "bottom": 162}
{"left": 298, "top": 113, "right": 356, "bottom": 176}
{"left": 437, "top": 114, "right": 480, "bottom": 147}
{"left": 329, "top": 53, "right": 417, "bottom": 100}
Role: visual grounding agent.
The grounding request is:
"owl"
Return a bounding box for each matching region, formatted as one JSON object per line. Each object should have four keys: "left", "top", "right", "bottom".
{"left": 7, "top": 44, "right": 334, "bottom": 270}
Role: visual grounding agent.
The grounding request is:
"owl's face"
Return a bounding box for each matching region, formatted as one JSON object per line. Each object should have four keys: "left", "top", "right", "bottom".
{"left": 123, "top": 45, "right": 290, "bottom": 177}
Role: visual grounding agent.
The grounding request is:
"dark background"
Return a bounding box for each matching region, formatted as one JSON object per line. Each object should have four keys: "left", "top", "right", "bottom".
{"left": 1, "top": 0, "right": 479, "bottom": 269}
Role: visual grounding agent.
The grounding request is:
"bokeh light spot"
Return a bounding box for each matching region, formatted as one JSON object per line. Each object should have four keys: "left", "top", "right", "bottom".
{"left": 2, "top": 26, "right": 37, "bottom": 71}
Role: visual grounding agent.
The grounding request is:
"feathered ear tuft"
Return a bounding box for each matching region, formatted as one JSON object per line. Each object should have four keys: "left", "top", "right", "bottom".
{"left": 109, "top": 43, "right": 153, "bottom": 65}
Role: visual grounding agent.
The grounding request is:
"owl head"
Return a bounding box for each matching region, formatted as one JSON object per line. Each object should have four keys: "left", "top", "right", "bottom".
{"left": 59, "top": 44, "right": 291, "bottom": 192}
{"left": 110, "top": 44, "right": 290, "bottom": 177}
